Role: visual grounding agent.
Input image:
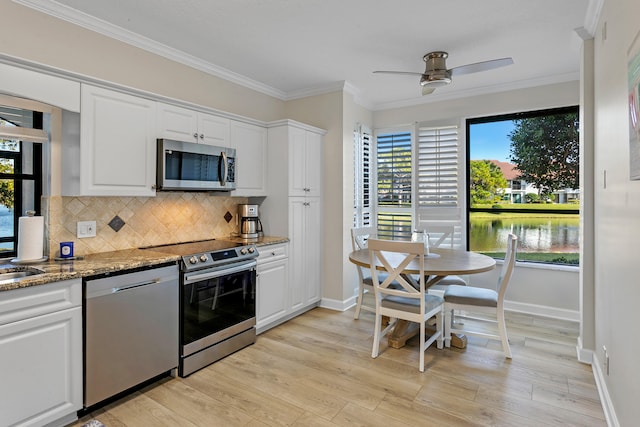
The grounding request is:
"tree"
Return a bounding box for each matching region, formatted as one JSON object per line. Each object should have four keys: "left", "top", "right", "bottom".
{"left": 509, "top": 112, "right": 579, "bottom": 195}
{"left": 0, "top": 159, "right": 13, "bottom": 209}
{"left": 470, "top": 160, "right": 507, "bottom": 204}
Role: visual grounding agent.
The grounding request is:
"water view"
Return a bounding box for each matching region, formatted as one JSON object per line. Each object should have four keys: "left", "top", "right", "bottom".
{"left": 469, "top": 212, "right": 580, "bottom": 264}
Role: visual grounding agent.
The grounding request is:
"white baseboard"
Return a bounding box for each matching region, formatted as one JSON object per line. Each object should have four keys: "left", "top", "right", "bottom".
{"left": 592, "top": 354, "right": 619, "bottom": 427}
{"left": 323, "top": 296, "right": 580, "bottom": 322}
{"left": 319, "top": 296, "right": 356, "bottom": 312}
{"left": 504, "top": 300, "right": 580, "bottom": 322}
{"left": 576, "top": 336, "right": 594, "bottom": 364}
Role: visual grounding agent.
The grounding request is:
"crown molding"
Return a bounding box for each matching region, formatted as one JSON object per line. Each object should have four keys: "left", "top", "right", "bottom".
{"left": 582, "top": 0, "right": 605, "bottom": 37}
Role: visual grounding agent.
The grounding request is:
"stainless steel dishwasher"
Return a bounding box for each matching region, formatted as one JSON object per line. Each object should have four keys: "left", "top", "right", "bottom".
{"left": 84, "top": 264, "right": 179, "bottom": 408}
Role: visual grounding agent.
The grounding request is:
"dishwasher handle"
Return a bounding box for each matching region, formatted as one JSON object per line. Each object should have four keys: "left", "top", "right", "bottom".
{"left": 111, "top": 278, "right": 160, "bottom": 294}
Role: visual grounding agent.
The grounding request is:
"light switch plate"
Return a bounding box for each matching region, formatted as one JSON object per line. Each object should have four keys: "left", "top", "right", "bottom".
{"left": 77, "top": 220, "right": 97, "bottom": 238}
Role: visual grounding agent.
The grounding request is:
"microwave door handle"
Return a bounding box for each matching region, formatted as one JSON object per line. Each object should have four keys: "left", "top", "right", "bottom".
{"left": 220, "top": 151, "right": 228, "bottom": 186}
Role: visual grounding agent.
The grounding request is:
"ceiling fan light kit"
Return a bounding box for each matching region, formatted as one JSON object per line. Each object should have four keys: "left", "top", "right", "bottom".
{"left": 374, "top": 50, "right": 513, "bottom": 96}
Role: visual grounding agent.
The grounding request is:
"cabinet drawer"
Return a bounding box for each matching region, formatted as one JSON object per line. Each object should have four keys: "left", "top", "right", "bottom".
{"left": 257, "top": 243, "right": 288, "bottom": 265}
{"left": 0, "top": 279, "right": 81, "bottom": 326}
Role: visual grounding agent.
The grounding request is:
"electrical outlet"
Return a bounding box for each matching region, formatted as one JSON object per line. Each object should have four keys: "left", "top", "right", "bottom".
{"left": 77, "top": 220, "right": 97, "bottom": 238}
{"left": 603, "top": 346, "right": 609, "bottom": 375}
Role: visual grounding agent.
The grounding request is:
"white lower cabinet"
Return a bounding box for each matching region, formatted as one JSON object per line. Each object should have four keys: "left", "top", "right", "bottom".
{"left": 288, "top": 198, "right": 322, "bottom": 310}
{"left": 0, "top": 279, "right": 82, "bottom": 427}
{"left": 256, "top": 243, "right": 289, "bottom": 332}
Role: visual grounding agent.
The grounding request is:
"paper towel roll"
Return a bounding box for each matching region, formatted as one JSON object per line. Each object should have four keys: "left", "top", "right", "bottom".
{"left": 17, "top": 214, "right": 44, "bottom": 261}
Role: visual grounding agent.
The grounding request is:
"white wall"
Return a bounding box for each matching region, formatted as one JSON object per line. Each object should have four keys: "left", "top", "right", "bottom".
{"left": 373, "top": 82, "right": 581, "bottom": 318}
{"left": 591, "top": 0, "right": 640, "bottom": 425}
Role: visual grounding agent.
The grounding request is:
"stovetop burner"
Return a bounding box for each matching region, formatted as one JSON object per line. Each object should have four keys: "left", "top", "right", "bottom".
{"left": 142, "top": 239, "right": 258, "bottom": 271}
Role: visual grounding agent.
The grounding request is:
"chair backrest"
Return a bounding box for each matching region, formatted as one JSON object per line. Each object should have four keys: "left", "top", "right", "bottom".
{"left": 367, "top": 238, "right": 427, "bottom": 300}
{"left": 497, "top": 233, "right": 518, "bottom": 303}
{"left": 423, "top": 225, "right": 456, "bottom": 249}
{"left": 351, "top": 227, "right": 377, "bottom": 281}
{"left": 351, "top": 226, "right": 376, "bottom": 251}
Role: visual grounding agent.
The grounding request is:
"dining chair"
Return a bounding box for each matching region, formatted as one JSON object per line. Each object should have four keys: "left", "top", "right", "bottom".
{"left": 443, "top": 233, "right": 518, "bottom": 358}
{"left": 368, "top": 238, "right": 444, "bottom": 372}
{"left": 350, "top": 226, "right": 377, "bottom": 319}
{"left": 423, "top": 225, "right": 468, "bottom": 291}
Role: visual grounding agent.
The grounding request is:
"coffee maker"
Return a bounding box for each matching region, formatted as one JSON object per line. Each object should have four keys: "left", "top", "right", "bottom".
{"left": 238, "top": 204, "right": 263, "bottom": 239}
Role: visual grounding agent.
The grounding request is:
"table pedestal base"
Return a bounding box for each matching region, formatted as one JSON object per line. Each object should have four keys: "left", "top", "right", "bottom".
{"left": 386, "top": 319, "right": 467, "bottom": 349}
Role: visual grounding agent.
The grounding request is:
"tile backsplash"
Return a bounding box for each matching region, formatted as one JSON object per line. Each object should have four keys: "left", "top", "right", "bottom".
{"left": 46, "top": 193, "right": 248, "bottom": 258}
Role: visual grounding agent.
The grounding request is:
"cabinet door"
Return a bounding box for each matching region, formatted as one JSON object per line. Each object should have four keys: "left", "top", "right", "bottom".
{"left": 198, "top": 113, "right": 230, "bottom": 146}
{"left": 288, "top": 126, "right": 308, "bottom": 196}
{"left": 81, "top": 84, "right": 156, "bottom": 196}
{"left": 256, "top": 258, "right": 288, "bottom": 330}
{"left": 288, "top": 198, "right": 307, "bottom": 311}
{"left": 230, "top": 121, "right": 267, "bottom": 196}
{"left": 304, "top": 131, "right": 323, "bottom": 197}
{"left": 304, "top": 197, "right": 322, "bottom": 304}
{"left": 0, "top": 308, "right": 82, "bottom": 427}
{"left": 157, "top": 103, "right": 198, "bottom": 142}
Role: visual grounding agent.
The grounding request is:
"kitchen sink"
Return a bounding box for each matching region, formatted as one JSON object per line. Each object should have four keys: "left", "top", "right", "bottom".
{"left": 0, "top": 267, "right": 45, "bottom": 284}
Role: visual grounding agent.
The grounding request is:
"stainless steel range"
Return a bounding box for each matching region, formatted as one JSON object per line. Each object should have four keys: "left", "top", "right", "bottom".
{"left": 145, "top": 239, "right": 258, "bottom": 377}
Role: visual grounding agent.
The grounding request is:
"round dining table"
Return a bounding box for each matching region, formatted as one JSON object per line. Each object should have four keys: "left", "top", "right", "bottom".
{"left": 348, "top": 247, "right": 496, "bottom": 348}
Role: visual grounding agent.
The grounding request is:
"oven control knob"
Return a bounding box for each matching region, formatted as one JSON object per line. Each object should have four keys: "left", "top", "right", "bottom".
{"left": 199, "top": 254, "right": 208, "bottom": 263}
{"left": 189, "top": 256, "right": 198, "bottom": 264}
{"left": 248, "top": 247, "right": 255, "bottom": 254}
{"left": 240, "top": 248, "right": 248, "bottom": 255}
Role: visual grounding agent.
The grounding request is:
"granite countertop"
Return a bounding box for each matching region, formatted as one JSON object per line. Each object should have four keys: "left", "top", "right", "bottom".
{"left": 0, "top": 236, "right": 289, "bottom": 293}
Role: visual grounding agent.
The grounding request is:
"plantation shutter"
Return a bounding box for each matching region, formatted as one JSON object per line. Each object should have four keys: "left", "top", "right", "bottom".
{"left": 415, "top": 122, "right": 466, "bottom": 248}
{"left": 375, "top": 129, "right": 413, "bottom": 240}
{"left": 354, "top": 124, "right": 372, "bottom": 227}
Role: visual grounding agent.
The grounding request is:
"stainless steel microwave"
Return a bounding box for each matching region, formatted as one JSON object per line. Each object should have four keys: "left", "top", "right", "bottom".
{"left": 156, "top": 139, "right": 236, "bottom": 191}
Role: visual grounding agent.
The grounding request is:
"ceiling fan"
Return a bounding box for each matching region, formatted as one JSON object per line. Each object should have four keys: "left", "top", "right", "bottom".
{"left": 374, "top": 51, "right": 513, "bottom": 95}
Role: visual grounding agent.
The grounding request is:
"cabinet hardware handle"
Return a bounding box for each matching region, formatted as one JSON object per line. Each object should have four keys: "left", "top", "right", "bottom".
{"left": 193, "top": 132, "right": 198, "bottom": 138}
{"left": 200, "top": 133, "right": 204, "bottom": 139}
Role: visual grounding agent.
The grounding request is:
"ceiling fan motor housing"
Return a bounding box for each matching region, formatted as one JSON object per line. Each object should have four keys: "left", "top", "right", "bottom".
{"left": 421, "top": 51, "right": 452, "bottom": 86}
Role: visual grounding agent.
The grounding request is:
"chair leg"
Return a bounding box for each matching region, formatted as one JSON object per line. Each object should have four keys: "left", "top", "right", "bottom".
{"left": 497, "top": 309, "right": 512, "bottom": 359}
{"left": 372, "top": 311, "right": 381, "bottom": 358}
{"left": 443, "top": 308, "right": 452, "bottom": 348}
{"left": 419, "top": 320, "right": 426, "bottom": 372}
{"left": 354, "top": 284, "right": 366, "bottom": 319}
{"left": 436, "top": 310, "right": 444, "bottom": 350}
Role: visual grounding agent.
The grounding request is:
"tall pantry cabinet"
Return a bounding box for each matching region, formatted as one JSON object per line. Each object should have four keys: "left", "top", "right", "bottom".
{"left": 262, "top": 120, "right": 325, "bottom": 315}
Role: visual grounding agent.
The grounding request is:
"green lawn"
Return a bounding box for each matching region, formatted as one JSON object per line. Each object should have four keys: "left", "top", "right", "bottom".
{"left": 481, "top": 251, "right": 579, "bottom": 265}
{"left": 473, "top": 203, "right": 579, "bottom": 211}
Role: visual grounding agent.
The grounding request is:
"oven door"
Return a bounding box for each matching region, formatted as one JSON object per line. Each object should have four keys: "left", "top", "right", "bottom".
{"left": 181, "top": 260, "right": 256, "bottom": 356}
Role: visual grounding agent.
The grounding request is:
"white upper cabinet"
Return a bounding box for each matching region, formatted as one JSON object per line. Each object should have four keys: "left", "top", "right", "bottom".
{"left": 79, "top": 84, "right": 157, "bottom": 196}
{"left": 157, "top": 103, "right": 230, "bottom": 146}
{"left": 230, "top": 120, "right": 267, "bottom": 196}
{"left": 198, "top": 113, "right": 230, "bottom": 146}
{"left": 288, "top": 126, "right": 322, "bottom": 197}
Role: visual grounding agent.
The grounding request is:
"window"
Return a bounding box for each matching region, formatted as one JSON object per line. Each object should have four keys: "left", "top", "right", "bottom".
{"left": 375, "top": 129, "right": 412, "bottom": 239}
{"left": 354, "top": 124, "right": 372, "bottom": 227}
{"left": 0, "top": 106, "right": 44, "bottom": 257}
{"left": 467, "top": 107, "right": 579, "bottom": 265}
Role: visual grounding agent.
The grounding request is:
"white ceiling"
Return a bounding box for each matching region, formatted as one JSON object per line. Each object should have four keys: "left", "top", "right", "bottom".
{"left": 17, "top": 0, "right": 596, "bottom": 110}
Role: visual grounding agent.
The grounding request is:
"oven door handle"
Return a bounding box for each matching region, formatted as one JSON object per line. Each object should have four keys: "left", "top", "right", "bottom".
{"left": 183, "top": 260, "right": 257, "bottom": 284}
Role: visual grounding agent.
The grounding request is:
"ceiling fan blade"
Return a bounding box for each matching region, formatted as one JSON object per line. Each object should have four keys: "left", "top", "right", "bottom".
{"left": 422, "top": 86, "right": 436, "bottom": 96}
{"left": 450, "top": 57, "right": 513, "bottom": 76}
{"left": 373, "top": 70, "right": 423, "bottom": 76}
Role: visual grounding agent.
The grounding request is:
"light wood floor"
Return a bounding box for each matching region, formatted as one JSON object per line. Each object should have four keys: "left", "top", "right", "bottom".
{"left": 70, "top": 308, "right": 606, "bottom": 427}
